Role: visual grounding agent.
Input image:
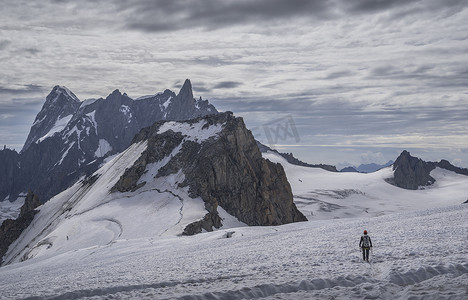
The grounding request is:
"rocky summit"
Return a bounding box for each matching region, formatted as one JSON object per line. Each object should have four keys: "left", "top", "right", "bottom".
{"left": 113, "top": 112, "right": 307, "bottom": 234}
{"left": 389, "top": 150, "right": 436, "bottom": 190}
{"left": 389, "top": 150, "right": 468, "bottom": 190}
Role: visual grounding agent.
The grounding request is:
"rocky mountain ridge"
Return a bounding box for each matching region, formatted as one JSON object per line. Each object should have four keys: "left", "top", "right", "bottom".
{"left": 256, "top": 142, "right": 337, "bottom": 172}
{"left": 0, "top": 79, "right": 217, "bottom": 203}
{"left": 340, "top": 161, "right": 394, "bottom": 173}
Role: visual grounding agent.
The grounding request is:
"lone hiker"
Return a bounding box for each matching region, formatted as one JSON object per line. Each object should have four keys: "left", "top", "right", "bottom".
{"left": 359, "top": 230, "right": 373, "bottom": 262}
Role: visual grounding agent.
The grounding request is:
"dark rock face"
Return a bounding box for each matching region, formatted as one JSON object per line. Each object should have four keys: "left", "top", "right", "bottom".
{"left": 389, "top": 151, "right": 468, "bottom": 190}
{"left": 113, "top": 112, "right": 307, "bottom": 235}
{"left": 0, "top": 148, "right": 20, "bottom": 200}
{"left": 0, "top": 191, "right": 41, "bottom": 265}
{"left": 0, "top": 79, "right": 217, "bottom": 203}
{"left": 389, "top": 151, "right": 436, "bottom": 190}
{"left": 182, "top": 115, "right": 307, "bottom": 232}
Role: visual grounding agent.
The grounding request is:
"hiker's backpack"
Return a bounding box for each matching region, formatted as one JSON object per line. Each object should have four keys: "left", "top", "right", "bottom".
{"left": 362, "top": 235, "right": 370, "bottom": 248}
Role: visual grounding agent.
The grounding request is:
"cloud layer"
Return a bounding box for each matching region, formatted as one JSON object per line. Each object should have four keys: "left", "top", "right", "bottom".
{"left": 0, "top": 0, "right": 467, "bottom": 167}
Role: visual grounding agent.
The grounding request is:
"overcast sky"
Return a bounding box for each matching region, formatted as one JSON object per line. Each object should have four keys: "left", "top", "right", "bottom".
{"left": 1, "top": 0, "right": 467, "bottom": 169}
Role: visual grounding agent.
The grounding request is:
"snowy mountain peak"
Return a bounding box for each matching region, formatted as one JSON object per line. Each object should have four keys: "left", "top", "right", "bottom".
{"left": 45, "top": 85, "right": 80, "bottom": 111}
{"left": 49, "top": 85, "right": 79, "bottom": 103}
{"left": 21, "top": 86, "right": 81, "bottom": 153}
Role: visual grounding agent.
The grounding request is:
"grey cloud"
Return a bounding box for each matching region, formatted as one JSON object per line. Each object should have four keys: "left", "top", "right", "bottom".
{"left": 214, "top": 89, "right": 468, "bottom": 140}
{"left": 412, "top": 65, "right": 435, "bottom": 74}
{"left": 324, "top": 70, "right": 355, "bottom": 80}
{"left": 10, "top": 96, "right": 45, "bottom": 106}
{"left": 120, "top": 0, "right": 335, "bottom": 32}
{"left": 190, "top": 81, "right": 211, "bottom": 94}
{"left": 0, "top": 94, "right": 44, "bottom": 147}
{"left": 117, "top": 0, "right": 468, "bottom": 33}
{"left": 213, "top": 81, "right": 242, "bottom": 89}
{"left": 370, "top": 65, "right": 401, "bottom": 77}
{"left": 347, "top": 0, "right": 467, "bottom": 15}
{"left": 2, "top": 0, "right": 465, "bottom": 34}
{"left": 347, "top": 0, "right": 419, "bottom": 13}
{"left": 0, "top": 84, "right": 44, "bottom": 95}
{"left": 367, "top": 63, "right": 468, "bottom": 89}
{"left": 193, "top": 86, "right": 211, "bottom": 93}
{"left": 0, "top": 40, "right": 11, "bottom": 50}
{"left": 22, "top": 48, "right": 41, "bottom": 55}
{"left": 194, "top": 55, "right": 243, "bottom": 67}
{"left": 0, "top": 96, "right": 43, "bottom": 137}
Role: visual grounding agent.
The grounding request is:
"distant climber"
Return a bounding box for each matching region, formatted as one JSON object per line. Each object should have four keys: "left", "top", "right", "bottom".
{"left": 359, "top": 230, "right": 372, "bottom": 262}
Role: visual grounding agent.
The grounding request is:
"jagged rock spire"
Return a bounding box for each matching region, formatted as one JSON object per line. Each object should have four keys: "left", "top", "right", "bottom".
{"left": 178, "top": 79, "right": 194, "bottom": 102}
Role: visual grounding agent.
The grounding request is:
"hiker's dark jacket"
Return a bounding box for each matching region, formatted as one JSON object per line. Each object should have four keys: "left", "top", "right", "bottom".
{"left": 359, "top": 235, "right": 372, "bottom": 248}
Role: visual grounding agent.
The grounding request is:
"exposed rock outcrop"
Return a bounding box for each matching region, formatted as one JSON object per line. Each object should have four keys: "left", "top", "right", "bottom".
{"left": 389, "top": 151, "right": 468, "bottom": 190}
{"left": 181, "top": 114, "right": 307, "bottom": 233}
{"left": 0, "top": 191, "right": 41, "bottom": 265}
{"left": 0, "top": 148, "right": 20, "bottom": 200}
{"left": 113, "top": 112, "right": 307, "bottom": 235}
{"left": 388, "top": 151, "right": 436, "bottom": 190}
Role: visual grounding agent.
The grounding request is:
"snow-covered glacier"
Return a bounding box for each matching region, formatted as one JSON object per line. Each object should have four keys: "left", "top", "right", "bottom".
{"left": 0, "top": 149, "right": 467, "bottom": 299}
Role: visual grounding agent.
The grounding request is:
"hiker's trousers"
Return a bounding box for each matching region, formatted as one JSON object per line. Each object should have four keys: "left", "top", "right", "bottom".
{"left": 362, "top": 247, "right": 370, "bottom": 261}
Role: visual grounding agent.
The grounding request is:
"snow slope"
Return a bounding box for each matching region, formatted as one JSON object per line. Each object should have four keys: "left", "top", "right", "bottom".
{"left": 36, "top": 114, "right": 73, "bottom": 143}
{"left": 263, "top": 152, "right": 468, "bottom": 220}
{"left": 0, "top": 152, "right": 467, "bottom": 299}
{"left": 0, "top": 197, "right": 25, "bottom": 226}
{"left": 0, "top": 204, "right": 466, "bottom": 299}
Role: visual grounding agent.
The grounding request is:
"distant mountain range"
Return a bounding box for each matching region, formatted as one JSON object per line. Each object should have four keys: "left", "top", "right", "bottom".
{"left": 0, "top": 79, "right": 216, "bottom": 204}
{"left": 340, "top": 161, "right": 394, "bottom": 173}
